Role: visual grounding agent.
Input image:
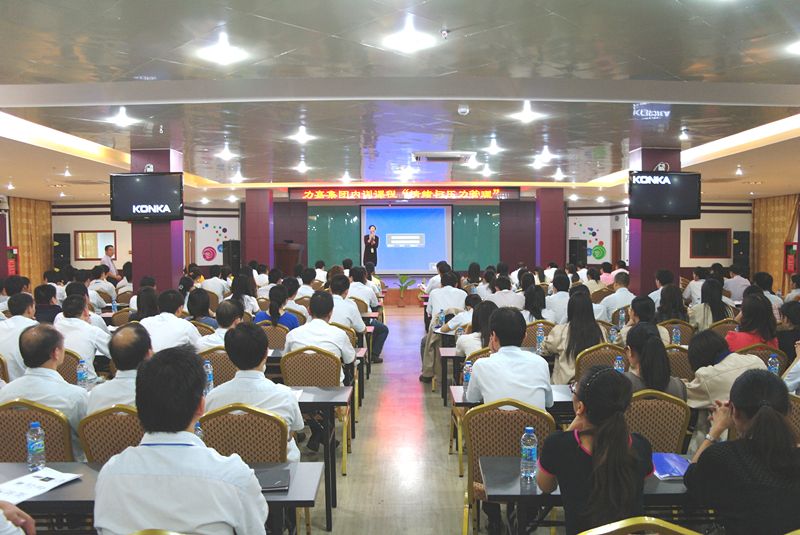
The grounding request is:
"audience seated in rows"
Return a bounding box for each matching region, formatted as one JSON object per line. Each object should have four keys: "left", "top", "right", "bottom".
{"left": 88, "top": 264, "right": 116, "bottom": 300}
{"left": 55, "top": 295, "right": 111, "bottom": 382}
{"left": 0, "top": 293, "right": 38, "bottom": 380}
{"left": 726, "top": 292, "right": 777, "bottom": 351}
{"left": 225, "top": 271, "right": 259, "bottom": 315}
{"left": 620, "top": 296, "right": 669, "bottom": 346}
{"left": 200, "top": 265, "right": 229, "bottom": 302}
{"left": 623, "top": 322, "right": 687, "bottom": 400}
{"left": 88, "top": 323, "right": 152, "bottom": 414}
{"left": 520, "top": 285, "right": 554, "bottom": 324}
{"left": 654, "top": 284, "right": 688, "bottom": 323}
{"left": 186, "top": 287, "right": 218, "bottom": 328}
{"left": 647, "top": 269, "right": 673, "bottom": 309}
{"left": 330, "top": 274, "right": 366, "bottom": 334}
{"left": 254, "top": 284, "right": 299, "bottom": 330}
{"left": 140, "top": 290, "right": 201, "bottom": 352}
{"left": 544, "top": 274, "right": 570, "bottom": 324}
{"left": 600, "top": 272, "right": 635, "bottom": 323}
{"left": 485, "top": 275, "right": 523, "bottom": 309}
{"left": 683, "top": 267, "right": 707, "bottom": 306}
{"left": 282, "top": 276, "right": 311, "bottom": 322}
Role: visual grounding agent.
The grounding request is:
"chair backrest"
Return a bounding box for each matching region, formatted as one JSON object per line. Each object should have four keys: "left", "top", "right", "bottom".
{"left": 787, "top": 394, "right": 800, "bottom": 442}
{"left": 286, "top": 308, "right": 306, "bottom": 326}
{"left": 596, "top": 320, "right": 614, "bottom": 338}
{"left": 310, "top": 280, "right": 324, "bottom": 291}
{"left": 330, "top": 322, "right": 357, "bottom": 348}
{"left": 591, "top": 287, "right": 613, "bottom": 304}
{"left": 522, "top": 320, "right": 556, "bottom": 348}
{"left": 190, "top": 320, "right": 215, "bottom": 336}
{"left": 57, "top": 349, "right": 82, "bottom": 384}
{"left": 679, "top": 276, "right": 690, "bottom": 291}
{"left": 739, "top": 344, "right": 789, "bottom": 375}
{"left": 708, "top": 318, "right": 739, "bottom": 339}
{"left": 78, "top": 405, "right": 144, "bottom": 464}
{"left": 96, "top": 290, "right": 113, "bottom": 304}
{"left": 625, "top": 390, "right": 691, "bottom": 453}
{"left": 198, "top": 347, "right": 238, "bottom": 386}
{"left": 658, "top": 319, "right": 695, "bottom": 344}
{"left": 116, "top": 291, "right": 132, "bottom": 304}
{"left": 257, "top": 321, "right": 290, "bottom": 350}
{"left": 610, "top": 306, "right": 630, "bottom": 327}
{"left": 664, "top": 344, "right": 694, "bottom": 381}
{"left": 575, "top": 343, "right": 627, "bottom": 381}
{"left": 0, "top": 353, "right": 9, "bottom": 383}
{"left": 295, "top": 297, "right": 311, "bottom": 312}
{"left": 462, "top": 399, "right": 555, "bottom": 502}
{"left": 280, "top": 347, "right": 342, "bottom": 387}
{"left": 205, "top": 290, "right": 220, "bottom": 312}
{"left": 578, "top": 515, "right": 701, "bottom": 535}
{"left": 462, "top": 283, "right": 478, "bottom": 295}
{"left": 466, "top": 347, "right": 491, "bottom": 363}
{"left": 111, "top": 308, "right": 130, "bottom": 326}
{"left": 257, "top": 298, "right": 270, "bottom": 311}
{"left": 200, "top": 404, "right": 288, "bottom": 464}
{"left": 242, "top": 311, "right": 253, "bottom": 323}
{"left": 0, "top": 399, "right": 74, "bottom": 461}
{"left": 349, "top": 296, "right": 369, "bottom": 314}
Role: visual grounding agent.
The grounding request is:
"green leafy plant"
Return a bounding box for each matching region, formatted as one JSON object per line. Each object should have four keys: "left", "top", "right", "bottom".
{"left": 396, "top": 274, "right": 417, "bottom": 299}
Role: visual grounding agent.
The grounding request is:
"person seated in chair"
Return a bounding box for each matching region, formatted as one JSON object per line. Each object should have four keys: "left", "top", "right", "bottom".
{"left": 54, "top": 295, "right": 111, "bottom": 383}
{"left": 140, "top": 290, "right": 201, "bottom": 352}
{"left": 88, "top": 323, "right": 152, "bottom": 414}
{"left": 196, "top": 300, "right": 243, "bottom": 353}
{"left": 33, "top": 284, "right": 61, "bottom": 324}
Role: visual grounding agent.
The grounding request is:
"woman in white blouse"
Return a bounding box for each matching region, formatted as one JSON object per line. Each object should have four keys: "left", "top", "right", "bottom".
{"left": 543, "top": 293, "right": 607, "bottom": 384}
{"left": 521, "top": 285, "right": 556, "bottom": 324}
{"left": 456, "top": 301, "right": 498, "bottom": 357}
{"left": 225, "top": 272, "right": 259, "bottom": 316}
{"left": 475, "top": 270, "right": 495, "bottom": 300}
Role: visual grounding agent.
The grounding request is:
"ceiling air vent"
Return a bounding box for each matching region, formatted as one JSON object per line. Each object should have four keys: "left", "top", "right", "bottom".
{"left": 412, "top": 151, "right": 475, "bottom": 164}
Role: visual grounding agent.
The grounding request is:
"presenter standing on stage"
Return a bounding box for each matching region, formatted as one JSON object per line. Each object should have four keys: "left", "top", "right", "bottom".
{"left": 363, "top": 225, "right": 379, "bottom": 267}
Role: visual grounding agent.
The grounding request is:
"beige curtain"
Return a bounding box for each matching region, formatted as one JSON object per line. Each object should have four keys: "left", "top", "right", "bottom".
{"left": 77, "top": 232, "right": 98, "bottom": 260}
{"left": 752, "top": 194, "right": 800, "bottom": 295}
{"left": 9, "top": 197, "right": 52, "bottom": 285}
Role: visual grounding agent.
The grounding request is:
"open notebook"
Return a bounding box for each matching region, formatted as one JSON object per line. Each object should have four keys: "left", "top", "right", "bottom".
{"left": 652, "top": 453, "right": 690, "bottom": 480}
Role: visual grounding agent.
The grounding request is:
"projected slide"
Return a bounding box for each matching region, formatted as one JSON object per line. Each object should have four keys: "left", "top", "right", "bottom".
{"left": 362, "top": 206, "right": 451, "bottom": 274}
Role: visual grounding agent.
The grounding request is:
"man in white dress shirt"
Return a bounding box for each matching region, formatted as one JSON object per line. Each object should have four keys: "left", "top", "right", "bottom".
{"left": 100, "top": 245, "right": 118, "bottom": 279}
{"left": 341, "top": 258, "right": 353, "bottom": 278}
{"left": 254, "top": 264, "right": 269, "bottom": 289}
{"left": 348, "top": 267, "right": 389, "bottom": 363}
{"left": 88, "top": 265, "right": 116, "bottom": 301}
{"left": 296, "top": 268, "right": 317, "bottom": 299}
{"left": 610, "top": 260, "right": 629, "bottom": 278}
{"left": 44, "top": 270, "right": 67, "bottom": 304}
{"left": 0, "top": 276, "right": 30, "bottom": 315}
{"left": 545, "top": 274, "right": 571, "bottom": 324}
{"left": 420, "top": 272, "right": 467, "bottom": 383}
{"left": 206, "top": 322, "right": 305, "bottom": 462}
{"left": 196, "top": 301, "right": 242, "bottom": 353}
{"left": 94, "top": 346, "right": 268, "bottom": 535}
{"left": 509, "top": 262, "right": 526, "bottom": 287}
{"left": 330, "top": 275, "right": 366, "bottom": 334}
{"left": 421, "top": 260, "right": 450, "bottom": 294}
{"left": 200, "top": 265, "right": 227, "bottom": 302}
{"left": 682, "top": 267, "right": 708, "bottom": 306}
{"left": 648, "top": 269, "right": 674, "bottom": 309}
{"left": 314, "top": 260, "right": 327, "bottom": 283}
{"left": 55, "top": 282, "right": 110, "bottom": 333}
{"left": 724, "top": 265, "right": 751, "bottom": 302}
{"left": 88, "top": 323, "right": 152, "bottom": 414}
{"left": 54, "top": 295, "right": 111, "bottom": 383}
{"left": 0, "top": 324, "right": 88, "bottom": 459}
{"left": 282, "top": 278, "right": 311, "bottom": 323}
{"left": 256, "top": 268, "right": 283, "bottom": 298}
{"left": 600, "top": 272, "right": 637, "bottom": 322}
{"left": 0, "top": 501, "right": 34, "bottom": 535}
{"left": 543, "top": 262, "right": 558, "bottom": 283}
{"left": 576, "top": 261, "right": 589, "bottom": 283}
{"left": 485, "top": 276, "right": 524, "bottom": 310}
{"left": 140, "top": 290, "right": 201, "bottom": 352}
{"left": 0, "top": 293, "right": 38, "bottom": 380}
{"left": 284, "top": 291, "right": 356, "bottom": 385}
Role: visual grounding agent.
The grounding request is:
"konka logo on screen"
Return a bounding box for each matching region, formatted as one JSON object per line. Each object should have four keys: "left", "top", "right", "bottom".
{"left": 631, "top": 174, "right": 672, "bottom": 185}
{"left": 131, "top": 204, "right": 172, "bottom": 214}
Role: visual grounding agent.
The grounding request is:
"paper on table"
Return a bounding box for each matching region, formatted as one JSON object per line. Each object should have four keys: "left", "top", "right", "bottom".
{"left": 293, "top": 389, "right": 303, "bottom": 400}
{"left": 0, "top": 467, "right": 81, "bottom": 504}
{"left": 652, "top": 453, "right": 690, "bottom": 480}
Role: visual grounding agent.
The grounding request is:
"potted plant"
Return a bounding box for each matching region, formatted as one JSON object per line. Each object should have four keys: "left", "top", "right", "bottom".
{"left": 396, "top": 274, "right": 417, "bottom": 307}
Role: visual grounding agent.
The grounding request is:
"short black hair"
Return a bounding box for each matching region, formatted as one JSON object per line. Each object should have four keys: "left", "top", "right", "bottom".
{"left": 33, "top": 284, "right": 56, "bottom": 305}
{"left": 19, "top": 324, "right": 63, "bottom": 368}
{"left": 136, "top": 345, "right": 205, "bottom": 433}
{"left": 65, "top": 281, "right": 88, "bottom": 298}
{"left": 496, "top": 262, "right": 509, "bottom": 276}
{"left": 342, "top": 258, "right": 353, "bottom": 270}
{"left": 489, "top": 307, "right": 526, "bottom": 347}
{"left": 350, "top": 266, "right": 367, "bottom": 283}
{"left": 91, "top": 265, "right": 105, "bottom": 279}
{"left": 187, "top": 288, "right": 211, "bottom": 318}
{"left": 139, "top": 276, "right": 156, "bottom": 288}
{"left": 655, "top": 269, "right": 674, "bottom": 286}
{"left": 282, "top": 276, "right": 300, "bottom": 298}
{"left": 441, "top": 271, "right": 459, "bottom": 287}
{"left": 43, "top": 270, "right": 61, "bottom": 284}
{"left": 74, "top": 270, "right": 90, "bottom": 284}
{"left": 268, "top": 268, "right": 283, "bottom": 284}
{"left": 753, "top": 272, "right": 774, "bottom": 293}
{"left": 587, "top": 268, "right": 600, "bottom": 282}
{"left": 368, "top": 225, "right": 376, "bottom": 230}
{"left": 8, "top": 293, "right": 33, "bottom": 316}
{"left": 301, "top": 268, "right": 317, "bottom": 285}
{"left": 157, "top": 290, "right": 184, "bottom": 314}
{"left": 781, "top": 301, "right": 800, "bottom": 328}
{"left": 257, "top": 264, "right": 268, "bottom": 275}
{"left": 62, "top": 295, "right": 88, "bottom": 318}
{"left": 330, "top": 274, "right": 350, "bottom": 296}
{"left": 4, "top": 275, "right": 27, "bottom": 296}
{"left": 224, "top": 322, "right": 268, "bottom": 370}
{"left": 553, "top": 274, "right": 570, "bottom": 292}
{"left": 309, "top": 291, "right": 334, "bottom": 318}
{"left": 109, "top": 323, "right": 151, "bottom": 371}
{"left": 614, "top": 272, "right": 630, "bottom": 287}
{"left": 630, "top": 296, "right": 656, "bottom": 323}
{"left": 214, "top": 300, "right": 242, "bottom": 329}
{"left": 293, "top": 263, "right": 304, "bottom": 277}
{"left": 209, "top": 265, "right": 221, "bottom": 278}
{"left": 105, "top": 244, "right": 114, "bottom": 253}
{"left": 688, "top": 330, "right": 730, "bottom": 371}
{"left": 315, "top": 260, "right": 325, "bottom": 269}
{"left": 465, "top": 294, "right": 482, "bottom": 309}
{"left": 494, "top": 276, "right": 512, "bottom": 291}
{"left": 616, "top": 260, "right": 627, "bottom": 269}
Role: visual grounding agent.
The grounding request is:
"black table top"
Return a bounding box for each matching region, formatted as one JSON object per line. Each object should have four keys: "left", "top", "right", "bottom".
{"left": 0, "top": 461, "right": 323, "bottom": 513}
{"left": 479, "top": 456, "right": 687, "bottom": 506}
{"left": 449, "top": 385, "right": 573, "bottom": 408}
{"left": 290, "top": 386, "right": 353, "bottom": 406}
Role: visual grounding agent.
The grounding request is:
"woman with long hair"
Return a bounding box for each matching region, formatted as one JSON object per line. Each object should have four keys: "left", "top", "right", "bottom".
{"left": 619, "top": 296, "right": 669, "bottom": 346}
{"left": 128, "top": 286, "right": 158, "bottom": 321}
{"left": 456, "top": 300, "right": 498, "bottom": 357}
{"left": 685, "top": 370, "right": 800, "bottom": 534}
{"left": 624, "top": 322, "right": 687, "bottom": 400}
{"left": 779, "top": 301, "right": 800, "bottom": 363}
{"left": 475, "top": 269, "right": 495, "bottom": 300}
{"left": 521, "top": 285, "right": 554, "bottom": 323}
{"left": 464, "top": 262, "right": 481, "bottom": 285}
{"left": 689, "top": 278, "right": 734, "bottom": 331}
{"left": 186, "top": 288, "right": 217, "bottom": 328}
{"left": 116, "top": 262, "right": 133, "bottom": 294}
{"left": 726, "top": 293, "right": 778, "bottom": 351}
{"left": 254, "top": 284, "right": 299, "bottom": 330}
{"left": 537, "top": 365, "right": 653, "bottom": 534}
{"left": 585, "top": 267, "right": 604, "bottom": 294}
{"left": 227, "top": 271, "right": 259, "bottom": 315}
{"left": 519, "top": 271, "right": 536, "bottom": 293}
{"left": 544, "top": 293, "right": 606, "bottom": 384}
{"left": 654, "top": 284, "right": 689, "bottom": 323}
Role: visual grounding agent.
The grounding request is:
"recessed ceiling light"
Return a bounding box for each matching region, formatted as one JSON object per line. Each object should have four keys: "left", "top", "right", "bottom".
{"left": 200, "top": 197, "right": 210, "bottom": 205}
{"left": 292, "top": 159, "right": 310, "bottom": 174}
{"left": 229, "top": 168, "right": 245, "bottom": 183}
{"left": 59, "top": 191, "right": 67, "bottom": 198}
{"left": 553, "top": 167, "right": 565, "bottom": 181}
{"left": 539, "top": 145, "right": 556, "bottom": 163}
{"left": 382, "top": 14, "right": 437, "bottom": 54}
{"left": 787, "top": 40, "right": 800, "bottom": 55}
{"left": 287, "top": 126, "right": 315, "bottom": 145}
{"left": 463, "top": 154, "right": 481, "bottom": 170}
{"left": 596, "top": 196, "right": 606, "bottom": 203}
{"left": 508, "top": 100, "right": 546, "bottom": 124}
{"left": 340, "top": 170, "right": 352, "bottom": 183}
{"left": 679, "top": 127, "right": 690, "bottom": 141}
{"left": 6, "top": 183, "right": 14, "bottom": 191}
{"left": 215, "top": 142, "right": 237, "bottom": 162}
{"left": 530, "top": 156, "right": 545, "bottom": 170}
{"left": 735, "top": 164, "right": 743, "bottom": 176}
{"left": 196, "top": 31, "right": 248, "bottom": 66}
{"left": 227, "top": 194, "right": 238, "bottom": 203}
{"left": 568, "top": 194, "right": 579, "bottom": 202}
{"left": 63, "top": 165, "right": 71, "bottom": 177}
{"left": 107, "top": 106, "right": 139, "bottom": 128}
{"left": 481, "top": 163, "right": 493, "bottom": 178}
{"left": 623, "top": 198, "right": 631, "bottom": 205}
{"left": 484, "top": 136, "right": 503, "bottom": 156}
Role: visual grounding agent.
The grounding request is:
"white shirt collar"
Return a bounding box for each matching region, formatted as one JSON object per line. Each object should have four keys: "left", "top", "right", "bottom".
{"left": 140, "top": 431, "right": 204, "bottom": 447}
{"left": 234, "top": 370, "right": 269, "bottom": 380}
{"left": 113, "top": 369, "right": 137, "bottom": 379}
{"left": 25, "top": 367, "right": 65, "bottom": 381}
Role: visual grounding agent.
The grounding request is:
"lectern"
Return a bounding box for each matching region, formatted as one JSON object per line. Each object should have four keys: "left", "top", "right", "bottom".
{"left": 274, "top": 242, "right": 305, "bottom": 274}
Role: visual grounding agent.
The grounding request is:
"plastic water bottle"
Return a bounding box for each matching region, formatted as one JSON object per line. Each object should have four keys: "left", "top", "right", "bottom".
{"left": 111, "top": 299, "right": 118, "bottom": 313}
{"left": 618, "top": 308, "right": 626, "bottom": 330}
{"left": 768, "top": 354, "right": 780, "bottom": 375}
{"left": 455, "top": 326, "right": 464, "bottom": 339}
{"left": 671, "top": 326, "right": 681, "bottom": 345}
{"left": 520, "top": 426, "right": 538, "bottom": 480}
{"left": 194, "top": 421, "right": 204, "bottom": 442}
{"left": 77, "top": 359, "right": 91, "bottom": 389}
{"left": 26, "top": 422, "right": 45, "bottom": 472}
{"left": 470, "top": 286, "right": 477, "bottom": 295}
{"left": 203, "top": 359, "right": 214, "bottom": 395}
{"left": 609, "top": 327, "right": 619, "bottom": 345}
{"left": 614, "top": 355, "right": 625, "bottom": 373}
{"left": 536, "top": 324, "right": 545, "bottom": 352}
{"left": 437, "top": 309, "right": 445, "bottom": 329}
{"left": 463, "top": 361, "right": 472, "bottom": 392}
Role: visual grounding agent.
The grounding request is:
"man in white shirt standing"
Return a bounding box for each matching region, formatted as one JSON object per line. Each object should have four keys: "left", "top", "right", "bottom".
{"left": 140, "top": 290, "right": 201, "bottom": 352}
{"left": 100, "top": 245, "right": 119, "bottom": 280}
{"left": 314, "top": 260, "right": 327, "bottom": 283}
{"left": 348, "top": 267, "right": 389, "bottom": 363}
{"left": 206, "top": 322, "right": 305, "bottom": 462}
{"left": 200, "top": 265, "right": 227, "bottom": 302}
{"left": 724, "top": 265, "right": 751, "bottom": 302}
{"left": 600, "top": 271, "right": 637, "bottom": 322}
{"left": 284, "top": 291, "right": 356, "bottom": 385}
{"left": 0, "top": 324, "right": 88, "bottom": 459}
{"left": 545, "top": 274, "right": 571, "bottom": 324}
{"left": 196, "top": 301, "right": 242, "bottom": 353}
{"left": 93, "top": 346, "right": 268, "bottom": 535}
{"left": 648, "top": 269, "right": 674, "bottom": 309}
{"left": 0, "top": 293, "right": 38, "bottom": 380}
{"left": 54, "top": 295, "right": 111, "bottom": 383}
{"left": 485, "top": 276, "right": 524, "bottom": 310}
{"left": 88, "top": 323, "right": 152, "bottom": 414}
{"left": 88, "top": 265, "right": 116, "bottom": 301}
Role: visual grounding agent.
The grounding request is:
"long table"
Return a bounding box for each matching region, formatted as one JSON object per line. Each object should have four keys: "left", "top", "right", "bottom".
{"left": 0, "top": 461, "right": 322, "bottom": 533}
{"left": 448, "top": 385, "right": 574, "bottom": 426}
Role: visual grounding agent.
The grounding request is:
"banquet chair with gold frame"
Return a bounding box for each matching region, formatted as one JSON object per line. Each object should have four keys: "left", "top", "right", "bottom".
{"left": 0, "top": 399, "right": 74, "bottom": 462}
{"left": 78, "top": 405, "right": 144, "bottom": 464}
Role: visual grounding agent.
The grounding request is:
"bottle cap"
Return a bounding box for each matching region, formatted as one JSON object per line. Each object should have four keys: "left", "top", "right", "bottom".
{"left": 524, "top": 426, "right": 534, "bottom": 434}
{"left": 78, "top": 359, "right": 85, "bottom": 364}
{"left": 465, "top": 360, "right": 472, "bottom": 365}
{"left": 30, "top": 421, "right": 40, "bottom": 428}
{"left": 204, "top": 359, "right": 211, "bottom": 365}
